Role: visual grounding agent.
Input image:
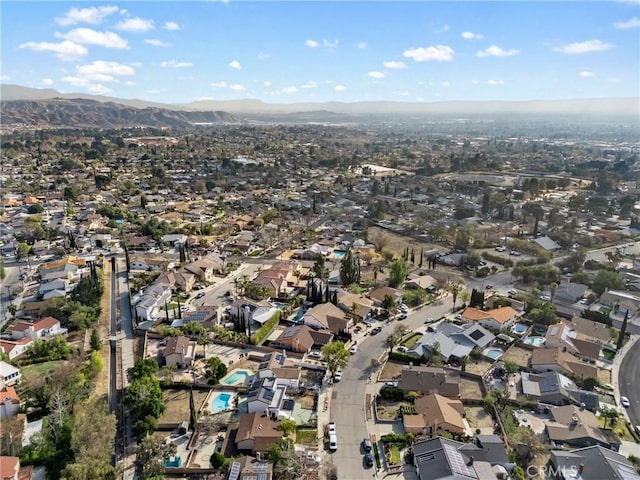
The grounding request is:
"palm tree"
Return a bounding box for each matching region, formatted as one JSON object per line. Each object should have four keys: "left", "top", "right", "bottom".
{"left": 460, "top": 355, "right": 469, "bottom": 372}
{"left": 446, "top": 276, "right": 466, "bottom": 310}
{"left": 550, "top": 282, "right": 558, "bottom": 302}
{"left": 386, "top": 333, "right": 400, "bottom": 353}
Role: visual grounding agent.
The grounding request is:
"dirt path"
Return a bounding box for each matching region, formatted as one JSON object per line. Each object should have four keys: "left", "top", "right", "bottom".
{"left": 90, "top": 260, "right": 111, "bottom": 402}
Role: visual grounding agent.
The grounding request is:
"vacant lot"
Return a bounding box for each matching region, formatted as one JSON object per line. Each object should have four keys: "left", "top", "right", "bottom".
{"left": 380, "top": 360, "right": 405, "bottom": 381}
{"left": 376, "top": 398, "right": 412, "bottom": 421}
{"left": 464, "top": 359, "right": 493, "bottom": 376}
{"left": 460, "top": 377, "right": 485, "bottom": 401}
{"left": 158, "top": 388, "right": 211, "bottom": 426}
{"left": 502, "top": 345, "right": 532, "bottom": 368}
{"left": 598, "top": 367, "right": 612, "bottom": 385}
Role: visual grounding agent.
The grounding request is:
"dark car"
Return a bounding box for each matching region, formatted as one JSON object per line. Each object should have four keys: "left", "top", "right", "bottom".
{"left": 364, "top": 453, "right": 374, "bottom": 468}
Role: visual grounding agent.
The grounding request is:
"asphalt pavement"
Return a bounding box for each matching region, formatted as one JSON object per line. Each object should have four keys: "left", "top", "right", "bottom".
{"left": 617, "top": 335, "right": 640, "bottom": 431}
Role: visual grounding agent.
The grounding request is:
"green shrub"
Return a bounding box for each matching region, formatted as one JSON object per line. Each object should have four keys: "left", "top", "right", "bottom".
{"left": 379, "top": 387, "right": 405, "bottom": 401}
{"left": 250, "top": 310, "right": 282, "bottom": 345}
{"left": 389, "top": 351, "right": 422, "bottom": 364}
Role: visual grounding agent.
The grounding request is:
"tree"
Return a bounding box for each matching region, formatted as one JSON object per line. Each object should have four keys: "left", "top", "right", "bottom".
{"left": 446, "top": 277, "right": 466, "bottom": 310}
{"left": 617, "top": 310, "right": 628, "bottom": 351}
{"left": 321, "top": 341, "right": 350, "bottom": 378}
{"left": 16, "top": 242, "right": 31, "bottom": 260}
{"left": 89, "top": 328, "right": 102, "bottom": 352}
{"left": 204, "top": 356, "right": 228, "bottom": 385}
{"left": 460, "top": 355, "right": 469, "bottom": 372}
{"left": 134, "top": 435, "right": 177, "bottom": 480}
{"left": 339, "top": 249, "right": 361, "bottom": 286}
{"left": 277, "top": 418, "right": 297, "bottom": 437}
{"left": 210, "top": 452, "right": 227, "bottom": 468}
{"left": 592, "top": 270, "right": 625, "bottom": 296}
{"left": 601, "top": 406, "right": 620, "bottom": 429}
{"left": 128, "top": 359, "right": 159, "bottom": 383}
{"left": 385, "top": 333, "right": 400, "bottom": 353}
{"left": 388, "top": 257, "right": 407, "bottom": 288}
{"left": 189, "top": 389, "right": 197, "bottom": 432}
{"left": 63, "top": 186, "right": 79, "bottom": 202}
{"left": 550, "top": 282, "right": 558, "bottom": 302}
{"left": 125, "top": 375, "right": 165, "bottom": 420}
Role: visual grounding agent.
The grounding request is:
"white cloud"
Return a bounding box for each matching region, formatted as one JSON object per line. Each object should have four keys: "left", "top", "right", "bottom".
{"left": 160, "top": 60, "right": 192, "bottom": 68}
{"left": 164, "top": 21, "right": 180, "bottom": 31}
{"left": 383, "top": 61, "right": 408, "bottom": 69}
{"left": 211, "top": 81, "right": 227, "bottom": 88}
{"left": 553, "top": 39, "right": 613, "bottom": 54}
{"left": 115, "top": 17, "right": 154, "bottom": 32}
{"left": 441, "top": 81, "right": 450, "bottom": 87}
{"left": 145, "top": 39, "right": 170, "bottom": 47}
{"left": 228, "top": 60, "right": 242, "bottom": 69}
{"left": 614, "top": 17, "right": 640, "bottom": 29}
{"left": 477, "top": 45, "right": 519, "bottom": 57}
{"left": 472, "top": 79, "right": 478, "bottom": 85}
{"left": 368, "top": 71, "right": 385, "bottom": 78}
{"left": 62, "top": 76, "right": 91, "bottom": 87}
{"left": 264, "top": 81, "right": 271, "bottom": 86}
{"left": 76, "top": 60, "right": 135, "bottom": 80}
{"left": 147, "top": 88, "right": 168, "bottom": 94}
{"left": 129, "top": 61, "right": 143, "bottom": 67}
{"left": 87, "top": 84, "right": 112, "bottom": 94}
{"left": 357, "top": 42, "right": 367, "bottom": 49}
{"left": 124, "top": 81, "right": 135, "bottom": 86}
{"left": 334, "top": 84, "right": 346, "bottom": 91}
{"left": 305, "top": 39, "right": 320, "bottom": 48}
{"left": 41, "top": 78, "right": 54, "bottom": 85}
{"left": 403, "top": 45, "right": 454, "bottom": 62}
{"left": 487, "top": 79, "right": 505, "bottom": 85}
{"left": 305, "top": 39, "right": 338, "bottom": 49}
{"left": 257, "top": 52, "right": 270, "bottom": 60}
{"left": 282, "top": 86, "right": 298, "bottom": 94}
{"left": 56, "top": 28, "right": 128, "bottom": 49}
{"left": 579, "top": 71, "right": 595, "bottom": 77}
{"left": 608, "top": 77, "right": 623, "bottom": 83}
{"left": 20, "top": 40, "right": 88, "bottom": 60}
{"left": 55, "top": 6, "right": 120, "bottom": 26}
{"left": 323, "top": 39, "right": 338, "bottom": 48}
{"left": 301, "top": 81, "right": 318, "bottom": 89}
{"left": 442, "top": 24, "right": 450, "bottom": 31}
{"left": 229, "top": 84, "right": 246, "bottom": 91}
{"left": 461, "top": 31, "right": 484, "bottom": 40}
{"left": 0, "top": 74, "right": 10, "bottom": 81}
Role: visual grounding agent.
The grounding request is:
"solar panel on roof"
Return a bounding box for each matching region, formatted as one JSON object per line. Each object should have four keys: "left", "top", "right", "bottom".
{"left": 443, "top": 443, "right": 477, "bottom": 478}
{"left": 228, "top": 461, "right": 241, "bottom": 480}
{"left": 469, "top": 329, "right": 485, "bottom": 341}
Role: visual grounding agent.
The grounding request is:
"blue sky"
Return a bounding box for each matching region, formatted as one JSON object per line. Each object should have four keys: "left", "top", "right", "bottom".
{"left": 1, "top": 1, "right": 639, "bottom": 104}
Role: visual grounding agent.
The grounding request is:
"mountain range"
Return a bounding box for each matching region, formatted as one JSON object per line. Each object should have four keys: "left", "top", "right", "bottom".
{"left": 1, "top": 84, "right": 638, "bottom": 128}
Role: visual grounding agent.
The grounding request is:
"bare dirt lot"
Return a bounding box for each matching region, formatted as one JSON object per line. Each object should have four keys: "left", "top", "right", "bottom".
{"left": 598, "top": 368, "right": 612, "bottom": 385}
{"left": 158, "top": 388, "right": 211, "bottom": 426}
{"left": 464, "top": 359, "right": 493, "bottom": 376}
{"left": 465, "top": 406, "right": 495, "bottom": 432}
{"left": 502, "top": 345, "right": 533, "bottom": 368}
{"left": 460, "top": 377, "right": 485, "bottom": 401}
{"left": 376, "top": 399, "right": 412, "bottom": 421}
{"left": 380, "top": 360, "right": 404, "bottom": 381}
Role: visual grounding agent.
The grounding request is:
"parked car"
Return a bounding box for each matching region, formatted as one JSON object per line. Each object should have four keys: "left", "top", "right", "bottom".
{"left": 398, "top": 313, "right": 408, "bottom": 320}
{"left": 180, "top": 305, "right": 190, "bottom": 312}
{"left": 397, "top": 346, "right": 409, "bottom": 353}
{"left": 507, "top": 288, "right": 517, "bottom": 295}
{"left": 384, "top": 381, "right": 398, "bottom": 388}
{"left": 349, "top": 345, "right": 358, "bottom": 354}
{"left": 362, "top": 437, "right": 373, "bottom": 453}
{"left": 334, "top": 370, "right": 342, "bottom": 382}
{"left": 329, "top": 434, "right": 338, "bottom": 451}
{"left": 400, "top": 304, "right": 409, "bottom": 313}
{"left": 195, "top": 292, "right": 205, "bottom": 299}
{"left": 425, "top": 317, "right": 435, "bottom": 324}
{"left": 540, "top": 295, "right": 551, "bottom": 301}
{"left": 309, "top": 350, "right": 322, "bottom": 359}
{"left": 485, "top": 284, "right": 493, "bottom": 290}
{"left": 370, "top": 326, "right": 382, "bottom": 335}
{"left": 327, "top": 422, "right": 336, "bottom": 436}
{"left": 621, "top": 396, "right": 630, "bottom": 408}
{"left": 364, "top": 453, "right": 374, "bottom": 468}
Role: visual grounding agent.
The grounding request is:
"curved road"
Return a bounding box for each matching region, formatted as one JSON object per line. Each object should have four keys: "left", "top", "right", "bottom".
{"left": 618, "top": 338, "right": 640, "bottom": 430}
{"left": 330, "top": 295, "right": 454, "bottom": 479}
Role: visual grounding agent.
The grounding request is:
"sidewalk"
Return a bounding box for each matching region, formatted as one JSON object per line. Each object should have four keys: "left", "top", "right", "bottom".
{"left": 611, "top": 333, "right": 638, "bottom": 422}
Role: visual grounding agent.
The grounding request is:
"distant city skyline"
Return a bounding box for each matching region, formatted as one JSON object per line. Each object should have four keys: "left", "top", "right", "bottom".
{"left": 1, "top": 1, "right": 639, "bottom": 104}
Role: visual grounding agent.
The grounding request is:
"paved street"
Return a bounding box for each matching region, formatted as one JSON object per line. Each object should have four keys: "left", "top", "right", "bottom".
{"left": 618, "top": 335, "right": 640, "bottom": 430}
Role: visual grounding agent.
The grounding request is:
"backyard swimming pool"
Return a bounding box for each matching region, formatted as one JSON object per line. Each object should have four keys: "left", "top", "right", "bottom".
{"left": 484, "top": 348, "right": 505, "bottom": 360}
{"left": 222, "top": 369, "right": 251, "bottom": 386}
{"left": 522, "top": 336, "right": 545, "bottom": 347}
{"left": 211, "top": 392, "right": 234, "bottom": 413}
{"left": 332, "top": 250, "right": 346, "bottom": 259}
{"left": 512, "top": 323, "right": 529, "bottom": 335}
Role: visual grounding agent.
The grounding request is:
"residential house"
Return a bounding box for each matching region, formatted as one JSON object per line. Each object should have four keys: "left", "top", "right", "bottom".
{"left": 533, "top": 236, "right": 562, "bottom": 251}
{"left": 336, "top": 292, "right": 373, "bottom": 322}
{"left": 412, "top": 436, "right": 512, "bottom": 480}
{"left": 183, "top": 254, "right": 225, "bottom": 280}
{"left": 550, "top": 445, "right": 640, "bottom": 480}
{"left": 308, "top": 328, "right": 334, "bottom": 347}
{"left": 0, "top": 456, "right": 19, "bottom": 480}
{"left": 405, "top": 274, "right": 440, "bottom": 294}
{"left": 163, "top": 336, "right": 196, "bottom": 368}
{"left": 403, "top": 393, "right": 465, "bottom": 436}
{"left": 271, "top": 325, "right": 315, "bottom": 353}
{"left": 598, "top": 290, "right": 640, "bottom": 317}
{"left": 553, "top": 283, "right": 589, "bottom": 304}
{"left": 251, "top": 261, "right": 299, "bottom": 297}
{"left": 181, "top": 307, "right": 218, "bottom": 328}
{"left": 521, "top": 371, "right": 599, "bottom": 411}
{"left": 0, "top": 339, "right": 32, "bottom": 360}
{"left": 38, "top": 278, "right": 70, "bottom": 299}
{"left": 255, "top": 352, "right": 302, "bottom": 390}
{"left": 126, "top": 235, "right": 158, "bottom": 251}
{"left": 459, "top": 306, "right": 519, "bottom": 331}
{"left": 0, "top": 386, "right": 20, "bottom": 418}
{"left": 544, "top": 324, "right": 603, "bottom": 362}
{"left": 303, "top": 302, "right": 350, "bottom": 334}
{"left": 411, "top": 322, "right": 495, "bottom": 362}
{"left": 530, "top": 347, "right": 599, "bottom": 380}
{"left": 38, "top": 255, "right": 87, "bottom": 282}
{"left": 246, "top": 377, "right": 290, "bottom": 418}
{"left": 0, "top": 362, "right": 21, "bottom": 387}
{"left": 156, "top": 270, "right": 195, "bottom": 292}
{"left": 367, "top": 286, "right": 403, "bottom": 306}
{"left": 11, "top": 317, "right": 67, "bottom": 341}
{"left": 129, "top": 255, "right": 171, "bottom": 271}
{"left": 162, "top": 234, "right": 188, "bottom": 247}
{"left": 227, "top": 457, "right": 273, "bottom": 480}
{"left": 134, "top": 284, "right": 172, "bottom": 321}
{"left": 546, "top": 405, "right": 621, "bottom": 451}
{"left": 399, "top": 366, "right": 461, "bottom": 398}
{"left": 235, "top": 412, "right": 283, "bottom": 454}
{"left": 567, "top": 316, "right": 613, "bottom": 345}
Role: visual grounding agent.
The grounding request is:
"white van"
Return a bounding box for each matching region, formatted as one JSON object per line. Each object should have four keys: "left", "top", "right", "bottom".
{"left": 329, "top": 433, "right": 338, "bottom": 451}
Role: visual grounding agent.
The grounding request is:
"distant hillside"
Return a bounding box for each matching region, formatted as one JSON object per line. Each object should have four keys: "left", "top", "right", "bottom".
{"left": 2, "top": 83, "right": 638, "bottom": 119}
{"left": 0, "top": 98, "right": 238, "bottom": 128}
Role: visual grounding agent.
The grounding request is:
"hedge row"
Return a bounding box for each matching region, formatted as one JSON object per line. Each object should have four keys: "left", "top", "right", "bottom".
{"left": 250, "top": 310, "right": 282, "bottom": 345}
{"left": 388, "top": 351, "right": 422, "bottom": 364}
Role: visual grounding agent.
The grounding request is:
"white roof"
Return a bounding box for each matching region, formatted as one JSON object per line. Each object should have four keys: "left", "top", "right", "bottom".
{"left": 0, "top": 361, "right": 20, "bottom": 377}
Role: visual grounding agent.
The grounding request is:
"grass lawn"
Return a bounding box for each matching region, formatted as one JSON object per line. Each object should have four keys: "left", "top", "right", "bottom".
{"left": 21, "top": 360, "right": 63, "bottom": 380}
{"left": 501, "top": 406, "right": 517, "bottom": 435}
{"left": 401, "top": 333, "right": 422, "bottom": 349}
{"left": 602, "top": 349, "right": 616, "bottom": 361}
{"left": 295, "top": 428, "right": 318, "bottom": 445}
{"left": 386, "top": 444, "right": 403, "bottom": 465}
{"left": 597, "top": 416, "right": 636, "bottom": 442}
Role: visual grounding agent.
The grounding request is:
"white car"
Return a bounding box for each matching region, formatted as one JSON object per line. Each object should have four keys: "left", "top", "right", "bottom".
{"left": 327, "top": 422, "right": 337, "bottom": 436}
{"left": 349, "top": 345, "right": 358, "bottom": 354}
{"left": 309, "top": 351, "right": 322, "bottom": 359}
{"left": 507, "top": 289, "right": 517, "bottom": 295}
{"left": 180, "top": 305, "right": 190, "bottom": 312}
{"left": 400, "top": 304, "right": 409, "bottom": 313}
{"left": 397, "top": 346, "right": 408, "bottom": 353}
{"left": 333, "top": 370, "right": 342, "bottom": 382}
{"left": 540, "top": 295, "right": 551, "bottom": 302}
{"left": 398, "top": 313, "right": 408, "bottom": 320}
{"left": 621, "top": 396, "right": 631, "bottom": 408}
